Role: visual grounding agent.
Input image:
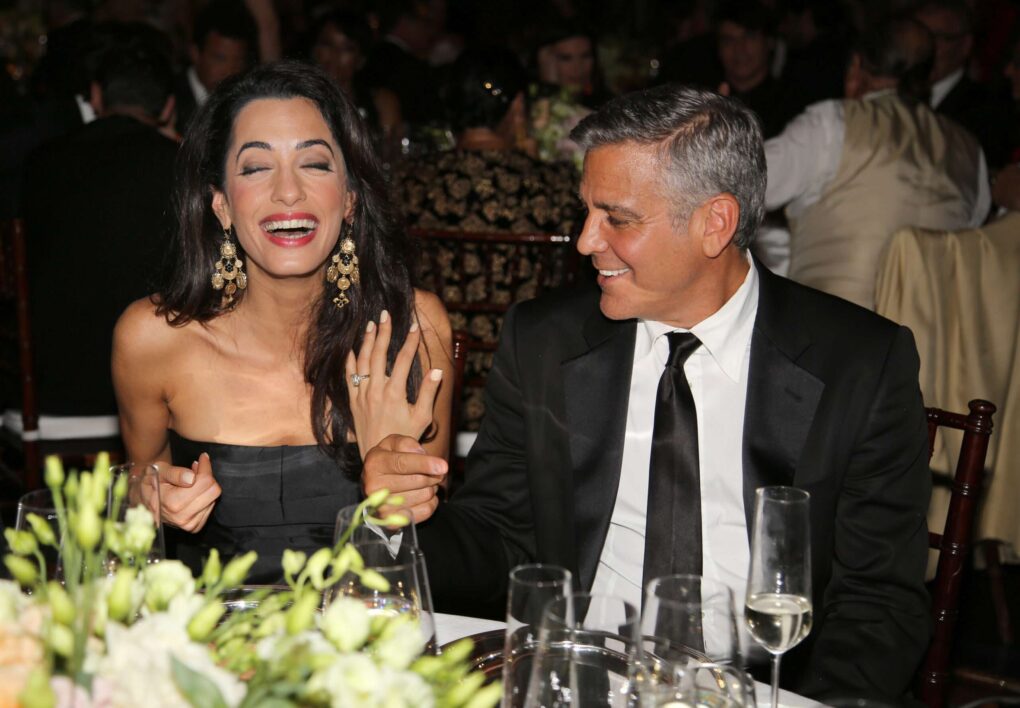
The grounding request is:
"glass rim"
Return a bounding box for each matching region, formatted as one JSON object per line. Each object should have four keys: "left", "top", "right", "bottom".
{"left": 644, "top": 574, "right": 735, "bottom": 603}
{"left": 755, "top": 485, "right": 810, "bottom": 502}
{"left": 509, "top": 563, "right": 573, "bottom": 586}
{"left": 17, "top": 488, "right": 56, "bottom": 511}
{"left": 542, "top": 591, "right": 640, "bottom": 624}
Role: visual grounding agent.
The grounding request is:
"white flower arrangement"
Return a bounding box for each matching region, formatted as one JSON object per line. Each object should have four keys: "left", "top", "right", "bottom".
{"left": 1, "top": 455, "right": 499, "bottom": 708}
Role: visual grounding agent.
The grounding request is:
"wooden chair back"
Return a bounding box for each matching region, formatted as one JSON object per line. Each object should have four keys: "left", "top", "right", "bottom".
{"left": 0, "top": 218, "right": 41, "bottom": 489}
{"left": 918, "top": 398, "right": 996, "bottom": 708}
{"left": 412, "top": 227, "right": 581, "bottom": 463}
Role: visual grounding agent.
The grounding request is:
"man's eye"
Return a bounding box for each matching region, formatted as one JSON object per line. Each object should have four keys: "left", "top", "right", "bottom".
{"left": 607, "top": 215, "right": 626, "bottom": 227}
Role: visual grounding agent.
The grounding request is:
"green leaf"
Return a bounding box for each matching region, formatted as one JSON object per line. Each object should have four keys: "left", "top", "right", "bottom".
{"left": 170, "top": 655, "right": 230, "bottom": 708}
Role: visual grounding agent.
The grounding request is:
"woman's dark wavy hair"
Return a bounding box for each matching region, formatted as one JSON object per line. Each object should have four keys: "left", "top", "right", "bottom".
{"left": 158, "top": 59, "right": 419, "bottom": 469}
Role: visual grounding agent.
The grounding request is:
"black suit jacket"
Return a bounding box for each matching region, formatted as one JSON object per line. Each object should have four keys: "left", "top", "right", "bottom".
{"left": 936, "top": 75, "right": 1013, "bottom": 168}
{"left": 420, "top": 260, "right": 931, "bottom": 702}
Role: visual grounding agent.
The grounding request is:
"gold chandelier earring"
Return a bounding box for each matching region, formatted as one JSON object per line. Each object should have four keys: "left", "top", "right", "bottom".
{"left": 211, "top": 226, "right": 247, "bottom": 306}
{"left": 326, "top": 220, "right": 360, "bottom": 309}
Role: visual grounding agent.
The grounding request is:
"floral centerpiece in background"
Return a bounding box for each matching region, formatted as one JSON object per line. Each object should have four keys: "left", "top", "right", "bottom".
{"left": 2, "top": 455, "right": 499, "bottom": 708}
{"left": 528, "top": 84, "right": 591, "bottom": 173}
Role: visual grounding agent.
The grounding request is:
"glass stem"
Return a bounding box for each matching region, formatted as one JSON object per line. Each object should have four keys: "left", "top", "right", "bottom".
{"left": 771, "top": 653, "right": 782, "bottom": 708}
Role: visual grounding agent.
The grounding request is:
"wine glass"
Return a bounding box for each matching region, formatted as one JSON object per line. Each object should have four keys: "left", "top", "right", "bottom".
{"left": 333, "top": 501, "right": 418, "bottom": 553}
{"left": 745, "top": 487, "right": 812, "bottom": 708}
{"left": 526, "top": 592, "right": 641, "bottom": 707}
{"left": 15, "top": 489, "right": 63, "bottom": 582}
{"left": 327, "top": 540, "right": 438, "bottom": 653}
{"left": 503, "top": 564, "right": 573, "bottom": 707}
{"left": 640, "top": 575, "right": 752, "bottom": 707}
{"left": 105, "top": 463, "right": 165, "bottom": 571}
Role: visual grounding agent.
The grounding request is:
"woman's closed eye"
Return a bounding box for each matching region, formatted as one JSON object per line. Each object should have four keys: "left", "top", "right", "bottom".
{"left": 303, "top": 161, "right": 333, "bottom": 172}
{"left": 239, "top": 165, "right": 270, "bottom": 176}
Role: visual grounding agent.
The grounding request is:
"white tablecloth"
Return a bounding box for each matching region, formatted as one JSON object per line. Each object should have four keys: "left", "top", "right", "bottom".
{"left": 433, "top": 613, "right": 829, "bottom": 708}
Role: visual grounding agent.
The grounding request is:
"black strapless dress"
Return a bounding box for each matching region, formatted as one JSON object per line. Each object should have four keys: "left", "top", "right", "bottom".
{"left": 168, "top": 431, "right": 362, "bottom": 584}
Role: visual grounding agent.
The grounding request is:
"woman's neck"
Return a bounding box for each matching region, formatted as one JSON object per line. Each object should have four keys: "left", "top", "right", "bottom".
{"left": 456, "top": 127, "right": 509, "bottom": 151}
{"left": 231, "top": 274, "right": 319, "bottom": 357}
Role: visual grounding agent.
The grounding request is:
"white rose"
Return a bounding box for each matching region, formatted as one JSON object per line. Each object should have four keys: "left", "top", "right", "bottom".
{"left": 307, "top": 653, "right": 383, "bottom": 707}
{"left": 122, "top": 506, "right": 157, "bottom": 557}
{"left": 372, "top": 615, "right": 425, "bottom": 670}
{"left": 321, "top": 597, "right": 371, "bottom": 652}
{"left": 142, "top": 561, "right": 195, "bottom": 612}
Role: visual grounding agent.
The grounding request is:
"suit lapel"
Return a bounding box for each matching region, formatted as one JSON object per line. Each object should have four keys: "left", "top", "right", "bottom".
{"left": 742, "top": 264, "right": 825, "bottom": 529}
{"left": 563, "top": 310, "right": 636, "bottom": 591}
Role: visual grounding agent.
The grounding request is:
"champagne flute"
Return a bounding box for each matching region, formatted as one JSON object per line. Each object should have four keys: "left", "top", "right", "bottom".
{"left": 333, "top": 501, "right": 418, "bottom": 553}
{"left": 15, "top": 489, "right": 63, "bottom": 582}
{"left": 503, "top": 564, "right": 573, "bottom": 707}
{"left": 745, "top": 487, "right": 812, "bottom": 708}
{"left": 106, "top": 463, "right": 165, "bottom": 572}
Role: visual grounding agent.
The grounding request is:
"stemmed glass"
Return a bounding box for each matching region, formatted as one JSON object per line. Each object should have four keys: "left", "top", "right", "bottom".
{"left": 526, "top": 592, "right": 641, "bottom": 707}
{"left": 503, "top": 564, "right": 573, "bottom": 707}
{"left": 327, "top": 540, "right": 438, "bottom": 653}
{"left": 105, "top": 463, "right": 165, "bottom": 571}
{"left": 639, "top": 575, "right": 751, "bottom": 707}
{"left": 745, "top": 487, "right": 812, "bottom": 708}
{"left": 15, "top": 489, "right": 63, "bottom": 581}
{"left": 333, "top": 501, "right": 418, "bottom": 554}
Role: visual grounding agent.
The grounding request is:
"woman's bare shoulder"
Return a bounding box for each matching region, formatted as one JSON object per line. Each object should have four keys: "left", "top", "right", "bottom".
{"left": 413, "top": 289, "right": 451, "bottom": 336}
{"left": 113, "top": 297, "right": 193, "bottom": 362}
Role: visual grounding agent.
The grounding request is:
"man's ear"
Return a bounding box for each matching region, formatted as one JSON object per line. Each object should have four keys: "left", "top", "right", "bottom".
{"left": 89, "top": 81, "right": 104, "bottom": 114}
{"left": 844, "top": 52, "right": 865, "bottom": 99}
{"left": 189, "top": 43, "right": 201, "bottom": 68}
{"left": 211, "top": 189, "right": 231, "bottom": 230}
{"left": 698, "top": 193, "right": 740, "bottom": 258}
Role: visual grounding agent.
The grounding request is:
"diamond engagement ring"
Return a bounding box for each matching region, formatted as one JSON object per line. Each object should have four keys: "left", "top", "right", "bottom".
{"left": 350, "top": 373, "right": 370, "bottom": 387}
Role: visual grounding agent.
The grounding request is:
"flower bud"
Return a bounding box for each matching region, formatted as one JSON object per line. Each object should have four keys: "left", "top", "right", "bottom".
{"left": 44, "top": 455, "right": 65, "bottom": 490}
{"left": 365, "top": 488, "right": 390, "bottom": 509}
{"left": 64, "top": 473, "right": 79, "bottom": 503}
{"left": 47, "top": 582, "right": 75, "bottom": 625}
{"left": 359, "top": 569, "right": 390, "bottom": 593}
{"left": 201, "top": 548, "right": 222, "bottom": 586}
{"left": 285, "top": 590, "right": 320, "bottom": 636}
{"left": 463, "top": 681, "right": 503, "bottom": 708}
{"left": 107, "top": 567, "right": 136, "bottom": 622}
{"left": 253, "top": 611, "right": 286, "bottom": 638}
{"left": 47, "top": 623, "right": 74, "bottom": 658}
{"left": 4, "top": 528, "right": 37, "bottom": 556}
{"left": 387, "top": 495, "right": 405, "bottom": 507}
{"left": 3, "top": 555, "right": 37, "bottom": 586}
{"left": 305, "top": 547, "right": 332, "bottom": 590}
{"left": 25, "top": 514, "right": 57, "bottom": 548}
{"left": 445, "top": 669, "right": 486, "bottom": 707}
{"left": 440, "top": 637, "right": 475, "bottom": 665}
{"left": 112, "top": 473, "right": 128, "bottom": 506}
{"left": 74, "top": 501, "right": 102, "bottom": 551}
{"left": 92, "top": 451, "right": 111, "bottom": 478}
{"left": 281, "top": 549, "right": 306, "bottom": 579}
{"left": 187, "top": 601, "right": 227, "bottom": 642}
{"left": 379, "top": 513, "right": 410, "bottom": 528}
{"left": 19, "top": 667, "right": 56, "bottom": 708}
{"left": 220, "top": 551, "right": 258, "bottom": 588}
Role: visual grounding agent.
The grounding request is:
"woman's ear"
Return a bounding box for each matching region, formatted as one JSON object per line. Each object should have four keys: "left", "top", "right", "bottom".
{"left": 211, "top": 189, "right": 231, "bottom": 230}
{"left": 345, "top": 192, "right": 358, "bottom": 222}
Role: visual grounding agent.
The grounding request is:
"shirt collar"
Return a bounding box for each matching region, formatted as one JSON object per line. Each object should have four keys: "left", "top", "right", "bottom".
{"left": 188, "top": 66, "right": 210, "bottom": 105}
{"left": 862, "top": 88, "right": 898, "bottom": 102}
{"left": 636, "top": 253, "right": 759, "bottom": 383}
{"left": 930, "top": 68, "right": 964, "bottom": 108}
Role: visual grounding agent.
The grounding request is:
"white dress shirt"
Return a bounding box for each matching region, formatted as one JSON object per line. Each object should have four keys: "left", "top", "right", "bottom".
{"left": 930, "top": 68, "right": 964, "bottom": 109}
{"left": 590, "top": 255, "right": 759, "bottom": 615}
{"left": 187, "top": 66, "right": 210, "bottom": 106}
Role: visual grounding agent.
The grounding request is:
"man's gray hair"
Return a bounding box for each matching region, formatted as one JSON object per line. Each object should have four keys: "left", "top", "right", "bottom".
{"left": 570, "top": 84, "right": 766, "bottom": 249}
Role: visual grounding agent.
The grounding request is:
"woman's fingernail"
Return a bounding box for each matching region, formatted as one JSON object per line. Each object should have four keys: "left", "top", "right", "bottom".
{"left": 366, "top": 320, "right": 375, "bottom": 333}
{"left": 380, "top": 310, "right": 390, "bottom": 323}
{"left": 183, "top": 471, "right": 196, "bottom": 485}
{"left": 430, "top": 368, "right": 443, "bottom": 381}
{"left": 410, "top": 321, "right": 419, "bottom": 332}
{"left": 200, "top": 452, "right": 210, "bottom": 462}
{"left": 191, "top": 461, "right": 199, "bottom": 471}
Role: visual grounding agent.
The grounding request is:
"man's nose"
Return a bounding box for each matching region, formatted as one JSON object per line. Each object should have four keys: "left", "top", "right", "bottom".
{"left": 576, "top": 214, "right": 605, "bottom": 256}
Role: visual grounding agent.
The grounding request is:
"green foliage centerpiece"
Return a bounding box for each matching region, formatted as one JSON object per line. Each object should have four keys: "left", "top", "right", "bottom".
{"left": 1, "top": 455, "right": 499, "bottom": 708}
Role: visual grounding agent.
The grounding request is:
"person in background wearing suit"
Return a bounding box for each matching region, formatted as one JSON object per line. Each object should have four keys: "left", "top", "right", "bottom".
{"left": 915, "top": 0, "right": 1013, "bottom": 167}
{"left": 174, "top": 0, "right": 256, "bottom": 136}
{"left": 21, "top": 27, "right": 178, "bottom": 419}
{"left": 363, "top": 83, "right": 932, "bottom": 704}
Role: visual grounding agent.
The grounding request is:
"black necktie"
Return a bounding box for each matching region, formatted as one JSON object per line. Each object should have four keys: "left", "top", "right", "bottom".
{"left": 642, "top": 332, "right": 702, "bottom": 593}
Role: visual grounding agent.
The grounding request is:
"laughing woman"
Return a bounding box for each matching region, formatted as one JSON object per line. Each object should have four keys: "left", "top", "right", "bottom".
{"left": 112, "top": 61, "right": 453, "bottom": 583}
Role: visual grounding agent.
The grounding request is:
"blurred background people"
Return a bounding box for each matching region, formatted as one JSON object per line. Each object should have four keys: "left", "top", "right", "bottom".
{"left": 534, "top": 22, "right": 610, "bottom": 108}
{"left": 20, "top": 24, "right": 178, "bottom": 423}
{"left": 174, "top": 0, "right": 257, "bottom": 136}
{"left": 765, "top": 16, "right": 989, "bottom": 310}
{"left": 914, "top": 0, "right": 1013, "bottom": 167}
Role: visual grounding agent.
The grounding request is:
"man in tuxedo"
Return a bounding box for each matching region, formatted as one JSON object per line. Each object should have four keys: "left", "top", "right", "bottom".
{"left": 364, "top": 84, "right": 931, "bottom": 702}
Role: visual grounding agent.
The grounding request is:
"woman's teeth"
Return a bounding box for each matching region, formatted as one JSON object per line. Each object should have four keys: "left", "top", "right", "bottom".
{"left": 599, "top": 268, "right": 630, "bottom": 277}
{"left": 263, "top": 218, "right": 317, "bottom": 236}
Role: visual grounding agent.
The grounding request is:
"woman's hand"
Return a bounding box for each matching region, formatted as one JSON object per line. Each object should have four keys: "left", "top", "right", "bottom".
{"left": 346, "top": 310, "right": 444, "bottom": 460}
{"left": 155, "top": 453, "right": 222, "bottom": 532}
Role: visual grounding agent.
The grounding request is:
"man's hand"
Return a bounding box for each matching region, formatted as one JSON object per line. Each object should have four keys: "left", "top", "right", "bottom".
{"left": 157, "top": 453, "right": 221, "bottom": 532}
{"left": 363, "top": 435, "right": 448, "bottom": 522}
